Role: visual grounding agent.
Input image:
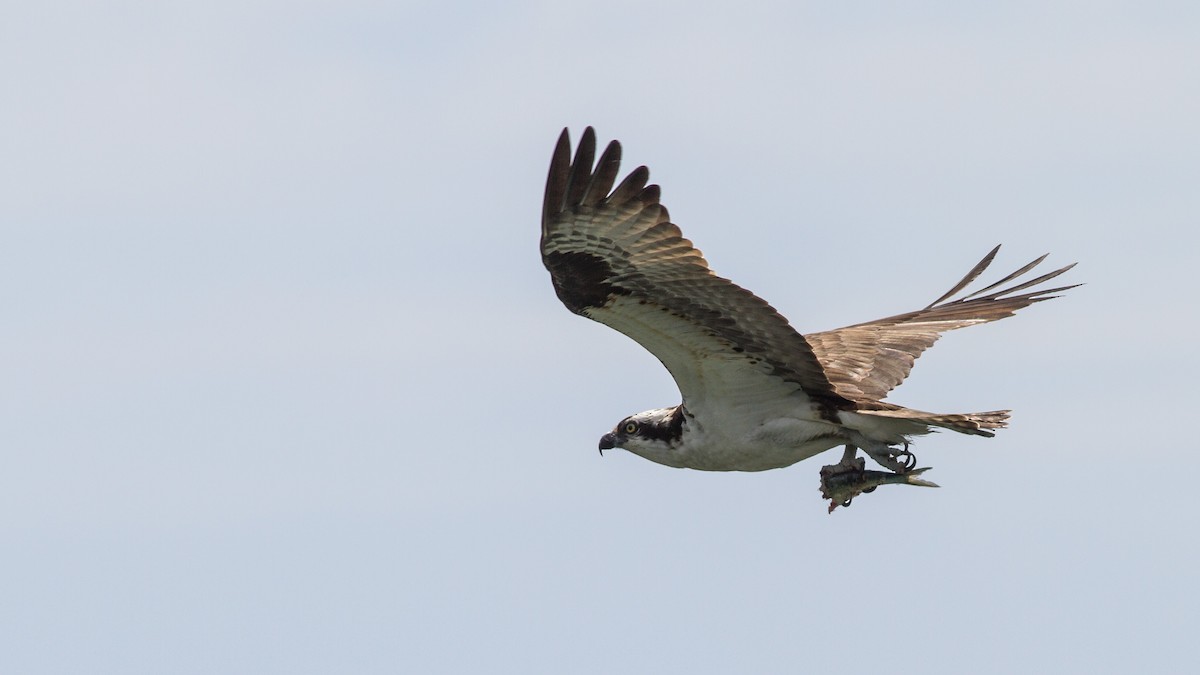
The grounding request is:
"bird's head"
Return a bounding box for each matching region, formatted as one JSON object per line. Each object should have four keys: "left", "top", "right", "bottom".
{"left": 598, "top": 406, "right": 686, "bottom": 466}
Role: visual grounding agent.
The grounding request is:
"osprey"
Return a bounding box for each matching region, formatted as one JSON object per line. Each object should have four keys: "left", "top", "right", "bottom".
{"left": 541, "top": 127, "right": 1077, "bottom": 511}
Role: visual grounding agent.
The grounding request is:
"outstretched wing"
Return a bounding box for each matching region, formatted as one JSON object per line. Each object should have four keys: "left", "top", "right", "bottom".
{"left": 806, "top": 246, "right": 1079, "bottom": 402}
{"left": 541, "top": 127, "right": 850, "bottom": 417}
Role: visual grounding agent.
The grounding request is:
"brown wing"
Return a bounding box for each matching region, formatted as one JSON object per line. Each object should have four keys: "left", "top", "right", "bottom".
{"left": 806, "top": 246, "right": 1079, "bottom": 402}
{"left": 541, "top": 127, "right": 851, "bottom": 416}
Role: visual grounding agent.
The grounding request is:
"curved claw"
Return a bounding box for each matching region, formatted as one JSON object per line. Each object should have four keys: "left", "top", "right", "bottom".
{"left": 894, "top": 448, "right": 917, "bottom": 472}
{"left": 820, "top": 458, "right": 939, "bottom": 513}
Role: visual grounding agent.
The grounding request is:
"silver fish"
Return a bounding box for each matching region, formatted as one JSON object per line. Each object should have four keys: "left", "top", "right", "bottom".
{"left": 820, "top": 457, "right": 939, "bottom": 513}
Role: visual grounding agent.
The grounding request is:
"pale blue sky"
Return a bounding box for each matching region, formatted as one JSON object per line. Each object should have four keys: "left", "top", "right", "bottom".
{"left": 2, "top": 2, "right": 1197, "bottom": 673}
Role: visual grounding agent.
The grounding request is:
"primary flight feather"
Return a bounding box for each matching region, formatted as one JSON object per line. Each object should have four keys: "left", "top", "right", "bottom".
{"left": 540, "top": 127, "right": 1078, "bottom": 510}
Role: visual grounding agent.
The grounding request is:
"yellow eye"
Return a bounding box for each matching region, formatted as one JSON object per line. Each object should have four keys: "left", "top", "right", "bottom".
{"left": 624, "top": 422, "right": 638, "bottom": 434}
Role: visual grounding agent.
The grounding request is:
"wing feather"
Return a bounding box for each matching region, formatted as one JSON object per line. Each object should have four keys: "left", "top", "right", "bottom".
{"left": 808, "top": 248, "right": 1080, "bottom": 401}
{"left": 925, "top": 245, "right": 1000, "bottom": 308}
{"left": 541, "top": 127, "right": 850, "bottom": 416}
{"left": 581, "top": 136, "right": 621, "bottom": 207}
{"left": 563, "top": 128, "right": 595, "bottom": 207}
{"left": 608, "top": 166, "right": 650, "bottom": 205}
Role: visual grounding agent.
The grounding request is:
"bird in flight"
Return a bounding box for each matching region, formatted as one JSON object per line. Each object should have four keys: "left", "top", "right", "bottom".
{"left": 540, "top": 127, "right": 1078, "bottom": 511}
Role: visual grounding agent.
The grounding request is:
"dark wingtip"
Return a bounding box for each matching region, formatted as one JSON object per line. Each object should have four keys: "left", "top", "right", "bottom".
{"left": 582, "top": 137, "right": 623, "bottom": 207}
{"left": 925, "top": 245, "right": 1002, "bottom": 309}
{"left": 542, "top": 128, "right": 575, "bottom": 230}
{"left": 564, "top": 128, "right": 598, "bottom": 207}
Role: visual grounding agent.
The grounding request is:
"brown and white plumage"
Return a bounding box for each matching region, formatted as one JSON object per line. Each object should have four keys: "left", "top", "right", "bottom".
{"left": 807, "top": 246, "right": 1077, "bottom": 406}
{"left": 541, "top": 127, "right": 849, "bottom": 420}
{"left": 541, "top": 127, "right": 1078, "bottom": 504}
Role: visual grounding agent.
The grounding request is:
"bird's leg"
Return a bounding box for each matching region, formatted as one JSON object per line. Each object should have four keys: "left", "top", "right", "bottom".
{"left": 819, "top": 443, "right": 938, "bottom": 513}
{"left": 863, "top": 440, "right": 917, "bottom": 474}
{"left": 838, "top": 444, "right": 857, "bottom": 465}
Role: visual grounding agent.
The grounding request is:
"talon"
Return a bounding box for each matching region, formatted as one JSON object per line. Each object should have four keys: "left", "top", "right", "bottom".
{"left": 895, "top": 449, "right": 917, "bottom": 472}
{"left": 820, "top": 452, "right": 938, "bottom": 512}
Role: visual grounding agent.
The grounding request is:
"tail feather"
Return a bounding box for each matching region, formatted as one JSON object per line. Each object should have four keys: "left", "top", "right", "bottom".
{"left": 858, "top": 407, "right": 1010, "bottom": 437}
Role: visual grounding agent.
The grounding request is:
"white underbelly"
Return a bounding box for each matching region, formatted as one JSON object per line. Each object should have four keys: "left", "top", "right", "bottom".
{"left": 669, "top": 417, "right": 846, "bottom": 472}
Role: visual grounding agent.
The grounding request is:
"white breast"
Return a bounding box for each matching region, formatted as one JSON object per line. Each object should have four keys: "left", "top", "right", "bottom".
{"left": 671, "top": 400, "right": 846, "bottom": 471}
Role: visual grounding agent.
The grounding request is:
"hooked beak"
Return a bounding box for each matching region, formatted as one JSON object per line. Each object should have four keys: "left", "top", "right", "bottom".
{"left": 598, "top": 433, "right": 617, "bottom": 455}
